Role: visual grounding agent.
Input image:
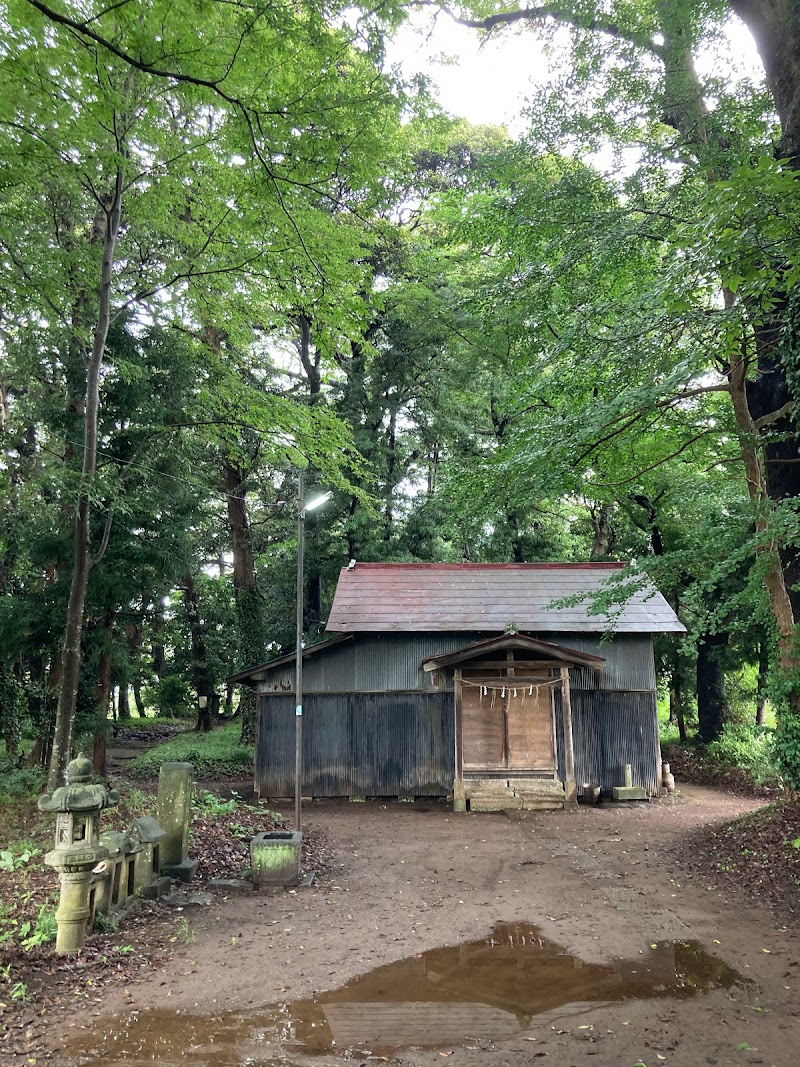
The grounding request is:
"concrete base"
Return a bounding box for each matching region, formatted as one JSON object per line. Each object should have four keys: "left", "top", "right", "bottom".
{"left": 161, "top": 857, "right": 200, "bottom": 882}
{"left": 162, "top": 890, "right": 214, "bottom": 907}
{"left": 465, "top": 777, "right": 566, "bottom": 812}
{"left": 611, "top": 785, "right": 649, "bottom": 801}
{"left": 141, "top": 875, "right": 173, "bottom": 900}
{"left": 207, "top": 878, "right": 252, "bottom": 894}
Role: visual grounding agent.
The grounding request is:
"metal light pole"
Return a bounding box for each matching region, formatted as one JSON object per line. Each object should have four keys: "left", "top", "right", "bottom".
{"left": 294, "top": 473, "right": 332, "bottom": 834}
{"left": 294, "top": 471, "right": 305, "bottom": 834}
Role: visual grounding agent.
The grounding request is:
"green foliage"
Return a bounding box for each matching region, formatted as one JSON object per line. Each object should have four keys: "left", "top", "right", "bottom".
{"left": 146, "top": 676, "right": 194, "bottom": 720}
{"left": 195, "top": 790, "right": 239, "bottom": 816}
{"left": 127, "top": 722, "right": 253, "bottom": 779}
{"left": 0, "top": 842, "right": 41, "bottom": 872}
{"left": 773, "top": 708, "right": 800, "bottom": 794}
{"left": 173, "top": 917, "right": 196, "bottom": 945}
{"left": 18, "top": 903, "right": 57, "bottom": 951}
{"left": 0, "top": 759, "right": 46, "bottom": 799}
{"left": 705, "top": 724, "right": 780, "bottom": 788}
{"left": 93, "top": 911, "right": 120, "bottom": 934}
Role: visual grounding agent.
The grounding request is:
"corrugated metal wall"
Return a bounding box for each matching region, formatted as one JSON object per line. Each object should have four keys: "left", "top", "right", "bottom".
{"left": 256, "top": 691, "right": 454, "bottom": 798}
{"left": 257, "top": 631, "right": 655, "bottom": 694}
{"left": 555, "top": 690, "right": 661, "bottom": 796}
{"left": 256, "top": 633, "right": 468, "bottom": 694}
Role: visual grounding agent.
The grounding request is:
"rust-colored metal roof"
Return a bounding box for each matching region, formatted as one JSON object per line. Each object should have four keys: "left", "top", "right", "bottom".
{"left": 325, "top": 563, "right": 684, "bottom": 634}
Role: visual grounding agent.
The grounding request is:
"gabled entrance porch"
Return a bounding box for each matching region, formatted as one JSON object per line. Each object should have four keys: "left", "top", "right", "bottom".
{"left": 422, "top": 633, "right": 605, "bottom": 812}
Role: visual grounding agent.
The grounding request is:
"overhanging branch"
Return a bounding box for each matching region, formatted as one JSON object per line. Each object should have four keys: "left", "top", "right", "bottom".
{"left": 412, "top": 0, "right": 664, "bottom": 56}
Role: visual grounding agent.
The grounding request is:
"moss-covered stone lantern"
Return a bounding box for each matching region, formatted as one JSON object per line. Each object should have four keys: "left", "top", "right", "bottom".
{"left": 37, "top": 753, "right": 119, "bottom": 954}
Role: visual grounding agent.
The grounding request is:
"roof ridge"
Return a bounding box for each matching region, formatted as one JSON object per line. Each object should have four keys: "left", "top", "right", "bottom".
{"left": 340, "top": 562, "right": 626, "bottom": 570}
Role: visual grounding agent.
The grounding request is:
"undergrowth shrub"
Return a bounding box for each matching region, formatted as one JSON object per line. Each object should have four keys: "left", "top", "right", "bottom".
{"left": 705, "top": 722, "right": 780, "bottom": 786}
{"left": 0, "top": 759, "right": 46, "bottom": 799}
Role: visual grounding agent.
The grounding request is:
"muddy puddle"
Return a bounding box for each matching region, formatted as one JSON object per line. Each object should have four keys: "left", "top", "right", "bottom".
{"left": 62, "top": 923, "right": 743, "bottom": 1066}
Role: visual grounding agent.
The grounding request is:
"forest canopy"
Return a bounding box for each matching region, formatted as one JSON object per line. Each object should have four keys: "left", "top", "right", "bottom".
{"left": 1, "top": 0, "right": 799, "bottom": 789}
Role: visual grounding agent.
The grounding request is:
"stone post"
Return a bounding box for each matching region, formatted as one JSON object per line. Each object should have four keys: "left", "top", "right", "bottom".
{"left": 55, "top": 871, "right": 94, "bottom": 954}
{"left": 156, "top": 762, "right": 198, "bottom": 881}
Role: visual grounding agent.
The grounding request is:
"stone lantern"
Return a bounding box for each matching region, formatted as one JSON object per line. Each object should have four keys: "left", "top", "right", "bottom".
{"left": 37, "top": 753, "right": 119, "bottom": 954}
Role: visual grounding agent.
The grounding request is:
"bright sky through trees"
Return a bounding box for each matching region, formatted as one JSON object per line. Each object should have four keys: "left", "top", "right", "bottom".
{"left": 389, "top": 11, "right": 764, "bottom": 132}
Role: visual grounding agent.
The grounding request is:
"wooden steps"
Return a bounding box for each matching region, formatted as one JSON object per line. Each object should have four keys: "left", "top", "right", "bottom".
{"left": 465, "top": 777, "right": 565, "bottom": 812}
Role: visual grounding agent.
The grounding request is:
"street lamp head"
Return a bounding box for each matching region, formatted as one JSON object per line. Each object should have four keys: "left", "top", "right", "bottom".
{"left": 303, "top": 490, "right": 333, "bottom": 513}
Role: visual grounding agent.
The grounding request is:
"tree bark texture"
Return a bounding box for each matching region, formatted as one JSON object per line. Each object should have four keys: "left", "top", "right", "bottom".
{"left": 182, "top": 573, "right": 212, "bottom": 732}
{"left": 696, "top": 631, "right": 731, "bottom": 744}
{"left": 223, "top": 459, "right": 267, "bottom": 744}
{"left": 92, "top": 614, "right": 114, "bottom": 776}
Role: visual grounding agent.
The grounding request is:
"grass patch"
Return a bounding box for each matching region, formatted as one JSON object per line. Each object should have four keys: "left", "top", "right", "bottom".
{"left": 126, "top": 722, "right": 253, "bottom": 779}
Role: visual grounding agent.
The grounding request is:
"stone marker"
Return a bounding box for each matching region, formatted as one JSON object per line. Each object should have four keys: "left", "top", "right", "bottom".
{"left": 155, "top": 761, "right": 199, "bottom": 881}
{"left": 611, "top": 763, "right": 648, "bottom": 802}
{"left": 250, "top": 830, "right": 302, "bottom": 887}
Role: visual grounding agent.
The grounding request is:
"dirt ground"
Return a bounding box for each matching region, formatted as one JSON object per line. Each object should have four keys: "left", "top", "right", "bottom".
{"left": 42, "top": 784, "right": 800, "bottom": 1067}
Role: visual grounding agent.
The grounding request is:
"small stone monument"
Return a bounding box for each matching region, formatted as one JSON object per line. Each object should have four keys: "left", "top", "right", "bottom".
{"left": 156, "top": 762, "right": 198, "bottom": 881}
{"left": 661, "top": 760, "right": 676, "bottom": 794}
{"left": 250, "top": 830, "right": 302, "bottom": 888}
{"left": 611, "top": 763, "right": 648, "bottom": 802}
{"left": 38, "top": 753, "right": 119, "bottom": 954}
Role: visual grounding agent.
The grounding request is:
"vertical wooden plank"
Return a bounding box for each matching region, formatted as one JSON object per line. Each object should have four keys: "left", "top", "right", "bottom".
{"left": 453, "top": 670, "right": 465, "bottom": 811}
{"left": 506, "top": 685, "right": 556, "bottom": 771}
{"left": 461, "top": 682, "right": 505, "bottom": 769}
{"left": 560, "top": 667, "right": 578, "bottom": 809}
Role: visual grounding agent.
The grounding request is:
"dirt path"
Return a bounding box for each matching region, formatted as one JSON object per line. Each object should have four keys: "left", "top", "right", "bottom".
{"left": 56, "top": 786, "right": 800, "bottom": 1067}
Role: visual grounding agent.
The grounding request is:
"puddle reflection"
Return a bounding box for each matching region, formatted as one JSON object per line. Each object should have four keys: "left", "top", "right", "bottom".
{"left": 64, "top": 923, "right": 743, "bottom": 1065}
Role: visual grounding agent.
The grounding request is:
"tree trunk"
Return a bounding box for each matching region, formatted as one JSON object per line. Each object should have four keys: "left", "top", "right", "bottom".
{"left": 92, "top": 614, "right": 115, "bottom": 777}
{"left": 47, "top": 169, "right": 125, "bottom": 791}
{"left": 222, "top": 458, "right": 266, "bottom": 744}
{"left": 151, "top": 603, "right": 166, "bottom": 680}
{"left": 589, "top": 503, "right": 616, "bottom": 560}
{"left": 181, "top": 573, "right": 212, "bottom": 733}
{"left": 118, "top": 681, "right": 130, "bottom": 720}
{"left": 730, "top": 0, "right": 800, "bottom": 165}
{"left": 756, "top": 641, "right": 770, "bottom": 726}
{"left": 669, "top": 674, "right": 687, "bottom": 743}
{"left": 132, "top": 678, "right": 145, "bottom": 718}
{"left": 696, "top": 632, "right": 730, "bottom": 744}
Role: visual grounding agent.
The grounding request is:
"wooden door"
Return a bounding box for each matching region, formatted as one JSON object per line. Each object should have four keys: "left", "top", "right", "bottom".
{"left": 506, "top": 685, "right": 555, "bottom": 771}
{"left": 461, "top": 682, "right": 505, "bottom": 770}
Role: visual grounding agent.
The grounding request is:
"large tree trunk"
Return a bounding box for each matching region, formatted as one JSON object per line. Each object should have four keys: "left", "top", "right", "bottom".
{"left": 730, "top": 0, "right": 800, "bottom": 165}
{"left": 182, "top": 573, "right": 213, "bottom": 733}
{"left": 92, "top": 614, "right": 115, "bottom": 776}
{"left": 696, "top": 632, "right": 731, "bottom": 744}
{"left": 222, "top": 458, "right": 266, "bottom": 744}
{"left": 589, "top": 503, "right": 616, "bottom": 560}
{"left": 117, "top": 681, "right": 130, "bottom": 720}
{"left": 47, "top": 170, "right": 124, "bottom": 790}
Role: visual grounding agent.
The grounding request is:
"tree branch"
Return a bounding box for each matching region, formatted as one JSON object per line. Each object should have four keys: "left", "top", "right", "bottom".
{"left": 413, "top": 1, "right": 664, "bottom": 56}
{"left": 590, "top": 431, "right": 713, "bottom": 487}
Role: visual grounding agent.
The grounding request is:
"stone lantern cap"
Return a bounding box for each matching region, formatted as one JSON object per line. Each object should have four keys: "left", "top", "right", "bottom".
{"left": 132, "top": 816, "right": 167, "bottom": 844}
{"left": 37, "top": 754, "right": 120, "bottom": 814}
